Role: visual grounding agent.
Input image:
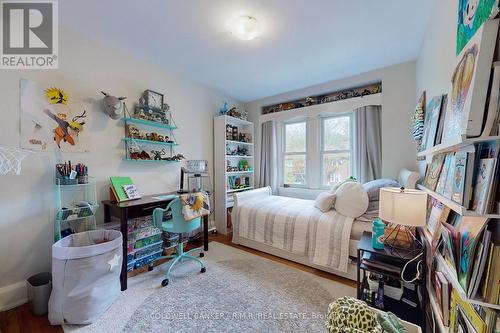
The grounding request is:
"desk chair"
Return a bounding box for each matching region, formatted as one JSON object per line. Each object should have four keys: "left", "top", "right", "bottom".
{"left": 149, "top": 198, "right": 206, "bottom": 286}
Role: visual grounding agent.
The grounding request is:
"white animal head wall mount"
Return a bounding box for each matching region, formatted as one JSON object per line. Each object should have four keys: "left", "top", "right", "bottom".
{"left": 101, "top": 91, "right": 126, "bottom": 120}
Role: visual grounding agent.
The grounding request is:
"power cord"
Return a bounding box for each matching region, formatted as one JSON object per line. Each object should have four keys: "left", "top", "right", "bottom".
{"left": 401, "top": 252, "right": 423, "bottom": 283}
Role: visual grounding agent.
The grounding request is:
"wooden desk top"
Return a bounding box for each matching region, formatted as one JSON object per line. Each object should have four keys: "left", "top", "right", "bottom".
{"left": 102, "top": 191, "right": 182, "bottom": 208}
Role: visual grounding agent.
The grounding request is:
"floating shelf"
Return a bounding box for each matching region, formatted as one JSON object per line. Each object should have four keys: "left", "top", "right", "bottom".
{"left": 417, "top": 135, "right": 500, "bottom": 157}
{"left": 227, "top": 187, "right": 254, "bottom": 194}
{"left": 122, "top": 137, "right": 178, "bottom": 147}
{"left": 226, "top": 155, "right": 254, "bottom": 158}
{"left": 226, "top": 140, "right": 253, "bottom": 146}
{"left": 417, "top": 184, "right": 500, "bottom": 218}
{"left": 435, "top": 253, "right": 500, "bottom": 310}
{"left": 123, "top": 117, "right": 177, "bottom": 130}
{"left": 123, "top": 158, "right": 180, "bottom": 163}
{"left": 226, "top": 171, "right": 254, "bottom": 175}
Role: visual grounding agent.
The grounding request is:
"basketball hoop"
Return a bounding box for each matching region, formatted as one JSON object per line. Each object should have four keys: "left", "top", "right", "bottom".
{"left": 0, "top": 146, "right": 32, "bottom": 175}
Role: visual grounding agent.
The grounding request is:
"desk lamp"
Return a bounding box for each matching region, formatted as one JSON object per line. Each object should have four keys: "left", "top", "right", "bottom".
{"left": 379, "top": 187, "right": 427, "bottom": 256}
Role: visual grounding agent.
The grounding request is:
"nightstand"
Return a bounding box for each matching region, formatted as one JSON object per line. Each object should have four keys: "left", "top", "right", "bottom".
{"left": 357, "top": 231, "right": 426, "bottom": 327}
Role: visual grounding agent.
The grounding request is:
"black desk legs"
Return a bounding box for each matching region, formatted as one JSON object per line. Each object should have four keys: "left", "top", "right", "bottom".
{"left": 203, "top": 215, "right": 209, "bottom": 251}
{"left": 120, "top": 209, "right": 128, "bottom": 291}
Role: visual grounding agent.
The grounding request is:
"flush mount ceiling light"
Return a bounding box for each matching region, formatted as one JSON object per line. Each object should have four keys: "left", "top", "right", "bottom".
{"left": 228, "top": 16, "right": 260, "bottom": 41}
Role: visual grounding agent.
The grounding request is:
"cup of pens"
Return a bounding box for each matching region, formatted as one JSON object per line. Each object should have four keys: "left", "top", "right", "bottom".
{"left": 76, "top": 163, "right": 88, "bottom": 184}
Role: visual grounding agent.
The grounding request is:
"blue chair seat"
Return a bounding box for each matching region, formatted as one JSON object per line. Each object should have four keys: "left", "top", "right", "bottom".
{"left": 149, "top": 197, "right": 205, "bottom": 286}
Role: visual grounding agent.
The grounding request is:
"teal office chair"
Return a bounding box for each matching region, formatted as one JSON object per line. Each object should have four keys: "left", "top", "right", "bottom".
{"left": 149, "top": 197, "right": 206, "bottom": 286}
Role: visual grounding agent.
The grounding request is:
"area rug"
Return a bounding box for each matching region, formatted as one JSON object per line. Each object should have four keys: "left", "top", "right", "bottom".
{"left": 64, "top": 242, "right": 355, "bottom": 333}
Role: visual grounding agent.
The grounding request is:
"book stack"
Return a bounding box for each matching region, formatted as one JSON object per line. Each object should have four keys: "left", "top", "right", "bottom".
{"left": 423, "top": 140, "right": 499, "bottom": 214}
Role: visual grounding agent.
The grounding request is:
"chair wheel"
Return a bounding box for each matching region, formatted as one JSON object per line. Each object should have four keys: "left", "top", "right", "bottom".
{"left": 199, "top": 252, "right": 204, "bottom": 258}
{"left": 148, "top": 265, "right": 154, "bottom": 271}
{"left": 201, "top": 267, "right": 206, "bottom": 273}
{"left": 161, "top": 279, "right": 169, "bottom": 286}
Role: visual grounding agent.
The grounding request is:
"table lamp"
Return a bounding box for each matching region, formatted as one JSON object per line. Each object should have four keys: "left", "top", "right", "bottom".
{"left": 379, "top": 187, "right": 427, "bottom": 255}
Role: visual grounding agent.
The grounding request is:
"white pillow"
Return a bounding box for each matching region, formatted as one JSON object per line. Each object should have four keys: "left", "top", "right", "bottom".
{"left": 314, "top": 192, "right": 337, "bottom": 212}
{"left": 334, "top": 182, "right": 369, "bottom": 218}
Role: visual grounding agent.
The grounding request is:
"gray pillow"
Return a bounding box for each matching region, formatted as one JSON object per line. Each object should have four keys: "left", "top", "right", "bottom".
{"left": 362, "top": 179, "right": 399, "bottom": 202}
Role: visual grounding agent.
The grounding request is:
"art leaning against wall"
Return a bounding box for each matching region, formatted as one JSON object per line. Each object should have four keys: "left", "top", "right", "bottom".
{"left": 20, "top": 79, "right": 90, "bottom": 152}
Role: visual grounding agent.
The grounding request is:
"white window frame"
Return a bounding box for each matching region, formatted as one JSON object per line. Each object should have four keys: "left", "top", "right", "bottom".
{"left": 320, "top": 113, "right": 355, "bottom": 189}
{"left": 282, "top": 119, "right": 308, "bottom": 188}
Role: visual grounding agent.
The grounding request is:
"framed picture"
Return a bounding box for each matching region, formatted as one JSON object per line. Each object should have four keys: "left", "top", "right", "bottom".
{"left": 421, "top": 95, "right": 443, "bottom": 150}
{"left": 442, "top": 19, "right": 499, "bottom": 142}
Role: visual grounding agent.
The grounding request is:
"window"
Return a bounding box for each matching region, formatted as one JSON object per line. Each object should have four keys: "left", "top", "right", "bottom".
{"left": 283, "top": 121, "right": 307, "bottom": 186}
{"left": 321, "top": 115, "right": 353, "bottom": 187}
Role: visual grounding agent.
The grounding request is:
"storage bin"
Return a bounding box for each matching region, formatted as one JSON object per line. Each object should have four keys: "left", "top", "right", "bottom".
{"left": 27, "top": 272, "right": 52, "bottom": 316}
{"left": 48, "top": 230, "right": 122, "bottom": 325}
{"left": 134, "top": 226, "right": 160, "bottom": 240}
{"left": 134, "top": 250, "right": 162, "bottom": 269}
{"left": 134, "top": 241, "right": 163, "bottom": 259}
{"left": 134, "top": 233, "right": 161, "bottom": 249}
{"left": 127, "top": 261, "right": 135, "bottom": 272}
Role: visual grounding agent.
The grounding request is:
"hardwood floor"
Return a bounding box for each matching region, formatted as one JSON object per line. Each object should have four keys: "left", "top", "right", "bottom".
{"left": 0, "top": 233, "right": 355, "bottom": 333}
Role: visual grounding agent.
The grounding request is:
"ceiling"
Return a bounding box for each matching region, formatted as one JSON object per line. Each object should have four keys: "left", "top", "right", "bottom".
{"left": 60, "top": 0, "right": 434, "bottom": 102}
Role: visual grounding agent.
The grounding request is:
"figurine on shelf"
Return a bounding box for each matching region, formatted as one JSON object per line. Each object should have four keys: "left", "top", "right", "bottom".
{"left": 163, "top": 154, "right": 185, "bottom": 161}
{"left": 139, "top": 150, "right": 151, "bottom": 160}
{"left": 127, "top": 125, "right": 140, "bottom": 138}
{"left": 228, "top": 107, "right": 242, "bottom": 119}
{"left": 239, "top": 133, "right": 251, "bottom": 143}
{"left": 219, "top": 100, "right": 229, "bottom": 115}
{"left": 129, "top": 146, "right": 141, "bottom": 160}
{"left": 151, "top": 149, "right": 166, "bottom": 160}
{"left": 237, "top": 146, "right": 248, "bottom": 156}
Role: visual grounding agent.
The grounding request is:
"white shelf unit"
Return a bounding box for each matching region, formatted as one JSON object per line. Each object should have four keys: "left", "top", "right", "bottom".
{"left": 214, "top": 115, "right": 255, "bottom": 234}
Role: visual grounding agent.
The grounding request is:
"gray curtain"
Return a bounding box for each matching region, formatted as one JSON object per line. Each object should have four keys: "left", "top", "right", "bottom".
{"left": 354, "top": 105, "right": 382, "bottom": 183}
{"left": 259, "top": 120, "right": 278, "bottom": 192}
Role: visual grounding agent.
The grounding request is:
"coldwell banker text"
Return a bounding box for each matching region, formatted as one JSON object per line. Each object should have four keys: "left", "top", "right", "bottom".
{"left": 1, "top": 0, "right": 58, "bottom": 69}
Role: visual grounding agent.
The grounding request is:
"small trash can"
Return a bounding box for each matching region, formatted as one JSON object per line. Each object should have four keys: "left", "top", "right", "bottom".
{"left": 27, "top": 272, "right": 52, "bottom": 316}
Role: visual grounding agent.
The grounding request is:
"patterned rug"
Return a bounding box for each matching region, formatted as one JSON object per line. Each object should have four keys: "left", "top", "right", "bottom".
{"left": 64, "top": 242, "right": 355, "bottom": 333}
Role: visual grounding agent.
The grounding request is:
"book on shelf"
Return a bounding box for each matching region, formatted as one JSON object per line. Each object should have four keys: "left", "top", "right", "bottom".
{"left": 435, "top": 152, "right": 453, "bottom": 195}
{"left": 451, "top": 150, "right": 468, "bottom": 205}
{"left": 480, "top": 223, "right": 500, "bottom": 305}
{"left": 435, "top": 271, "right": 450, "bottom": 326}
{"left": 455, "top": 216, "right": 489, "bottom": 291}
{"left": 450, "top": 289, "right": 487, "bottom": 333}
{"left": 424, "top": 154, "right": 446, "bottom": 191}
{"left": 468, "top": 229, "right": 491, "bottom": 299}
{"left": 421, "top": 95, "right": 444, "bottom": 150}
{"left": 472, "top": 158, "right": 497, "bottom": 214}
{"left": 435, "top": 94, "right": 448, "bottom": 146}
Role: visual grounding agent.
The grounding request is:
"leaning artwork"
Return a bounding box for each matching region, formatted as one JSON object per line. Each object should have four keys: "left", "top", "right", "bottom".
{"left": 456, "top": 0, "right": 499, "bottom": 55}
{"left": 20, "top": 79, "right": 89, "bottom": 152}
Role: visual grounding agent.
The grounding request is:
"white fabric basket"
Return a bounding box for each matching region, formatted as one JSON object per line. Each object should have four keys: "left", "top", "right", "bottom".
{"left": 48, "top": 230, "right": 123, "bottom": 325}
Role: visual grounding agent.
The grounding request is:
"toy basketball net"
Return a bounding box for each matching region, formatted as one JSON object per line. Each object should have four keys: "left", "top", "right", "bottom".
{"left": 0, "top": 146, "right": 31, "bottom": 175}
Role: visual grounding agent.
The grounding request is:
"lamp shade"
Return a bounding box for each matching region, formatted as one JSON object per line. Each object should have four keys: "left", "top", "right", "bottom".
{"left": 379, "top": 187, "right": 427, "bottom": 227}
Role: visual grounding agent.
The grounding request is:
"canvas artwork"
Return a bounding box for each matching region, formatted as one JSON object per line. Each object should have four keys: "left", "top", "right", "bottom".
{"left": 421, "top": 95, "right": 443, "bottom": 150}
{"left": 20, "top": 79, "right": 89, "bottom": 152}
{"left": 443, "top": 19, "right": 499, "bottom": 142}
{"left": 456, "top": 0, "right": 499, "bottom": 55}
{"left": 436, "top": 153, "right": 453, "bottom": 195}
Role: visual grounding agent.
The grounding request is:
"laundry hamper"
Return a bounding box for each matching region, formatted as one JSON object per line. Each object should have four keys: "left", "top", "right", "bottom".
{"left": 48, "top": 230, "right": 123, "bottom": 325}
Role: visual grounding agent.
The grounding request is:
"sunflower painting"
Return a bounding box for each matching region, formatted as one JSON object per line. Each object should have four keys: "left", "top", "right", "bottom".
{"left": 456, "top": 0, "right": 499, "bottom": 55}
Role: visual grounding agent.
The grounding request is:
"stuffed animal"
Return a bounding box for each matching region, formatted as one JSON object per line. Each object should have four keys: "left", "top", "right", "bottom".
{"left": 101, "top": 91, "right": 126, "bottom": 120}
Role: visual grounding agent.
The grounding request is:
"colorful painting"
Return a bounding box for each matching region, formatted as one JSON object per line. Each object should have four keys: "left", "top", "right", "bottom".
{"left": 457, "top": 0, "right": 499, "bottom": 55}
{"left": 424, "top": 154, "right": 445, "bottom": 191}
{"left": 472, "top": 158, "right": 496, "bottom": 213}
{"left": 451, "top": 151, "right": 468, "bottom": 204}
{"left": 443, "top": 19, "right": 499, "bottom": 141}
{"left": 20, "top": 79, "right": 89, "bottom": 152}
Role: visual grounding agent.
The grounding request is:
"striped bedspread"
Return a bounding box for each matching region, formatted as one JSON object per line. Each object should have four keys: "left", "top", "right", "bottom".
{"left": 232, "top": 191, "right": 354, "bottom": 272}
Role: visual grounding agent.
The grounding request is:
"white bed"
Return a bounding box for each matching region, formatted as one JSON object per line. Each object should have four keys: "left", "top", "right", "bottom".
{"left": 231, "top": 169, "right": 419, "bottom": 281}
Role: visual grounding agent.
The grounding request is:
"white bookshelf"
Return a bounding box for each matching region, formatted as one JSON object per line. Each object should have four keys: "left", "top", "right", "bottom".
{"left": 214, "top": 115, "right": 255, "bottom": 234}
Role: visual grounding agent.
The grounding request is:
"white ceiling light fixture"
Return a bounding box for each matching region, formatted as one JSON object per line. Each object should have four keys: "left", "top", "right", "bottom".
{"left": 228, "top": 16, "right": 260, "bottom": 41}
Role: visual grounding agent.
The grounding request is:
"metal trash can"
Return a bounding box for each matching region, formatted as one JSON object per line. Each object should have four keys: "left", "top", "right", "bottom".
{"left": 27, "top": 272, "right": 52, "bottom": 316}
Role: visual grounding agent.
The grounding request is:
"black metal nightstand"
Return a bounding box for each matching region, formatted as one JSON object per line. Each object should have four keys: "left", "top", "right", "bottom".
{"left": 357, "top": 231, "right": 426, "bottom": 327}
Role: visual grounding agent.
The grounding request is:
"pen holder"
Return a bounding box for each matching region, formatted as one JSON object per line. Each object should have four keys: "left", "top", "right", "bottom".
{"left": 78, "top": 175, "right": 88, "bottom": 184}
{"left": 55, "top": 165, "right": 78, "bottom": 185}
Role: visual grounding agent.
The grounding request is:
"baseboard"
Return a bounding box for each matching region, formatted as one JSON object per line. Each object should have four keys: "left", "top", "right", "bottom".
{"left": 0, "top": 281, "right": 27, "bottom": 311}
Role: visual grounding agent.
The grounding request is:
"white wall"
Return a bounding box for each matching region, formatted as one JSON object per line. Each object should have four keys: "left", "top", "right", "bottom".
{"left": 416, "top": 0, "right": 457, "bottom": 105}
{"left": 244, "top": 61, "right": 418, "bottom": 185}
{"left": 0, "top": 28, "right": 240, "bottom": 310}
